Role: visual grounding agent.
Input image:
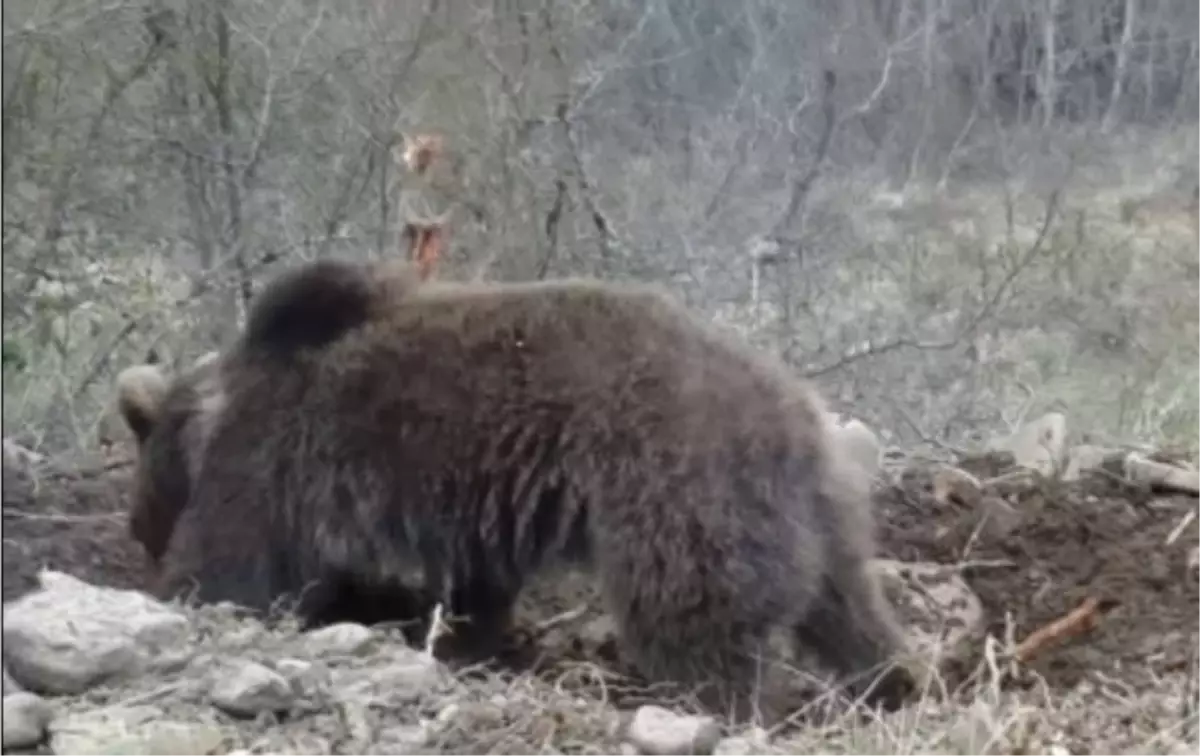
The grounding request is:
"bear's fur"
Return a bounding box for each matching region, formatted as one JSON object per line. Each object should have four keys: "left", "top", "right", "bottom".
{"left": 241, "top": 257, "right": 424, "bottom": 360}
{"left": 117, "top": 259, "right": 915, "bottom": 720}
{"left": 117, "top": 354, "right": 222, "bottom": 566}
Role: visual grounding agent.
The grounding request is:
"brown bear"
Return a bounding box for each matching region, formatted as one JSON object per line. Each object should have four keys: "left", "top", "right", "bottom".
{"left": 116, "top": 257, "right": 915, "bottom": 720}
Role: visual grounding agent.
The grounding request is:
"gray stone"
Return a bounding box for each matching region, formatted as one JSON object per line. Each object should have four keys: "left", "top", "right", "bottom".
{"left": 2, "top": 571, "right": 190, "bottom": 695}
{"left": 49, "top": 705, "right": 226, "bottom": 756}
{"left": 209, "top": 661, "right": 294, "bottom": 717}
{"left": 873, "top": 559, "right": 985, "bottom": 673}
{"left": 996, "top": 412, "right": 1067, "bottom": 476}
{"left": 303, "top": 622, "right": 375, "bottom": 656}
{"left": 713, "top": 727, "right": 770, "bottom": 755}
{"left": 274, "top": 657, "right": 329, "bottom": 695}
{"left": 1062, "top": 444, "right": 1121, "bottom": 481}
{"left": 827, "top": 414, "right": 882, "bottom": 479}
{"left": 1125, "top": 453, "right": 1200, "bottom": 495}
{"left": 2, "top": 692, "right": 53, "bottom": 750}
{"left": 626, "top": 705, "right": 721, "bottom": 756}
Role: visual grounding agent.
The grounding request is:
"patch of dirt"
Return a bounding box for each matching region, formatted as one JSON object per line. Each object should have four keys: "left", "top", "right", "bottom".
{"left": 2, "top": 459, "right": 148, "bottom": 602}
{"left": 874, "top": 455, "right": 1200, "bottom": 693}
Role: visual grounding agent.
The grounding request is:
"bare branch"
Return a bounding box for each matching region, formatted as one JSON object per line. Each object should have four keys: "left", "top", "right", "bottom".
{"left": 802, "top": 185, "right": 1065, "bottom": 379}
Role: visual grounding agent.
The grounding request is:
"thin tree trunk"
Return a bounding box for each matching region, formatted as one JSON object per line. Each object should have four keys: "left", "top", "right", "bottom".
{"left": 1103, "top": 0, "right": 1137, "bottom": 131}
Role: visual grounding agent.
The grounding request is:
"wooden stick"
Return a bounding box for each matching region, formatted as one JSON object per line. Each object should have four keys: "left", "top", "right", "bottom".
{"left": 1013, "top": 596, "right": 1119, "bottom": 663}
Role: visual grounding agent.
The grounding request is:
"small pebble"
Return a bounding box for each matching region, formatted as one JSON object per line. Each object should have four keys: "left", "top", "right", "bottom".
{"left": 304, "top": 622, "right": 374, "bottom": 656}
{"left": 626, "top": 704, "right": 721, "bottom": 756}
{"left": 209, "top": 661, "right": 294, "bottom": 717}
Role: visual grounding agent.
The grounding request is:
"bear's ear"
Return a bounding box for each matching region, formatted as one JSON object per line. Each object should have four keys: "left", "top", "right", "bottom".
{"left": 115, "top": 364, "right": 169, "bottom": 443}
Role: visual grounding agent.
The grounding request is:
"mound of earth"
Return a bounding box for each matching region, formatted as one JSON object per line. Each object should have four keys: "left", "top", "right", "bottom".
{"left": 2, "top": 459, "right": 147, "bottom": 602}
{"left": 874, "top": 451, "right": 1199, "bottom": 693}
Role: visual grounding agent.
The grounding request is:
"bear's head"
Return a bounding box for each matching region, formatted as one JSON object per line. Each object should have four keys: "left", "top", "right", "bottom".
{"left": 115, "top": 352, "right": 223, "bottom": 568}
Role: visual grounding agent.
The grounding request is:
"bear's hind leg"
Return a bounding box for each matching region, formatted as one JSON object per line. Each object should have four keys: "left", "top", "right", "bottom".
{"left": 792, "top": 566, "right": 916, "bottom": 712}
{"left": 615, "top": 605, "right": 783, "bottom": 724}
{"left": 792, "top": 462, "right": 918, "bottom": 711}
{"left": 594, "top": 545, "right": 797, "bottom": 726}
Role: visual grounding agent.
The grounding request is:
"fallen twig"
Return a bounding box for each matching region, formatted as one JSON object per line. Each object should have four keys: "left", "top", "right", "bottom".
{"left": 422, "top": 602, "right": 449, "bottom": 660}
{"left": 951, "top": 559, "right": 1018, "bottom": 572}
{"left": 1, "top": 510, "right": 124, "bottom": 523}
{"left": 532, "top": 603, "right": 590, "bottom": 634}
{"left": 1013, "top": 596, "right": 1120, "bottom": 664}
{"left": 1165, "top": 508, "right": 1197, "bottom": 546}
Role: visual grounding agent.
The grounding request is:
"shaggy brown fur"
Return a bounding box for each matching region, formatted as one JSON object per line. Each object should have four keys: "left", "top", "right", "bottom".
{"left": 117, "top": 261, "right": 915, "bottom": 720}
{"left": 117, "top": 356, "right": 220, "bottom": 565}
{"left": 241, "top": 257, "right": 424, "bottom": 359}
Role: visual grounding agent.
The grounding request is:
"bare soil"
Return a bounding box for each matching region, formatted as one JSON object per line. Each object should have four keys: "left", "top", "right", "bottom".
{"left": 874, "top": 451, "right": 1199, "bottom": 693}
{"left": 2, "top": 459, "right": 147, "bottom": 602}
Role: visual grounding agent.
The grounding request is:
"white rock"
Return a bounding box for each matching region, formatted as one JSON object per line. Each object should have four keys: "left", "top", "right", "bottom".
{"left": 209, "top": 661, "right": 294, "bottom": 717}
{"left": 714, "top": 727, "right": 770, "bottom": 755}
{"left": 626, "top": 705, "right": 721, "bottom": 756}
{"left": 2, "top": 692, "right": 53, "bottom": 750}
{"left": 712, "top": 738, "right": 751, "bottom": 756}
{"left": 872, "top": 559, "right": 985, "bottom": 672}
{"left": 274, "top": 657, "right": 314, "bottom": 681}
{"left": 274, "top": 657, "right": 328, "bottom": 694}
{"left": 2, "top": 438, "right": 45, "bottom": 470}
{"left": 50, "top": 705, "right": 226, "bottom": 755}
{"left": 378, "top": 724, "right": 431, "bottom": 753}
{"left": 1062, "top": 444, "right": 1119, "bottom": 481}
{"left": 827, "top": 414, "right": 882, "bottom": 479}
{"left": 303, "top": 622, "right": 375, "bottom": 656}
{"left": 2, "top": 571, "right": 190, "bottom": 695}
{"left": 436, "top": 701, "right": 461, "bottom": 725}
{"left": 275, "top": 658, "right": 314, "bottom": 678}
{"left": 997, "top": 412, "right": 1067, "bottom": 476}
{"left": 1124, "top": 453, "right": 1200, "bottom": 495}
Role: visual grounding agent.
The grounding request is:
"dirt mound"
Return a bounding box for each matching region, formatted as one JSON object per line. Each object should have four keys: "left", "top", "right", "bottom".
{"left": 2, "top": 459, "right": 148, "bottom": 602}
{"left": 874, "top": 453, "right": 1199, "bottom": 692}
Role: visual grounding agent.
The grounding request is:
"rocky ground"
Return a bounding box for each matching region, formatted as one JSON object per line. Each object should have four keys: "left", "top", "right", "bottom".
{"left": 1, "top": 417, "right": 1197, "bottom": 755}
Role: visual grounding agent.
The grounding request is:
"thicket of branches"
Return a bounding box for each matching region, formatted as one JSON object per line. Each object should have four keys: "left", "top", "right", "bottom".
{"left": 3, "top": 0, "right": 1198, "bottom": 455}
